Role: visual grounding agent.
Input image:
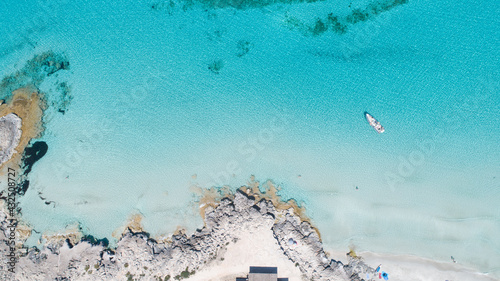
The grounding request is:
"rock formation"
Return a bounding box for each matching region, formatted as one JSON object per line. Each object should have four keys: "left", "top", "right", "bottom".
{"left": 0, "top": 51, "right": 70, "bottom": 173}
{"left": 1, "top": 188, "right": 378, "bottom": 280}
{"left": 0, "top": 113, "right": 22, "bottom": 165}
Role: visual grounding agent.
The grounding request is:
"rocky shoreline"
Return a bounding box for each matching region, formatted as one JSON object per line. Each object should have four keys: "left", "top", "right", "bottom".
{"left": 1, "top": 187, "right": 377, "bottom": 280}
{"left": 0, "top": 113, "right": 22, "bottom": 165}
{"left": 0, "top": 51, "right": 70, "bottom": 176}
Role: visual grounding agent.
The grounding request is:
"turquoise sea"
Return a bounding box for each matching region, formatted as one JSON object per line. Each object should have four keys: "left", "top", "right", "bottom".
{"left": 1, "top": 0, "right": 499, "bottom": 277}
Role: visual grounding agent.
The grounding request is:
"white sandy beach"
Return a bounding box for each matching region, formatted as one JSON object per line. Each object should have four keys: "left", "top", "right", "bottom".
{"left": 184, "top": 221, "right": 303, "bottom": 281}
{"left": 186, "top": 232, "right": 499, "bottom": 281}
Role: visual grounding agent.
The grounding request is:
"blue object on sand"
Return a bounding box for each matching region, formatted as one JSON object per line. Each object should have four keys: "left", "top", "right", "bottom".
{"left": 376, "top": 266, "right": 380, "bottom": 272}
{"left": 382, "top": 272, "right": 389, "bottom": 280}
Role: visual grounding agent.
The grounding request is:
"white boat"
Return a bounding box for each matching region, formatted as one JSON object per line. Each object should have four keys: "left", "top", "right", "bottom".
{"left": 365, "top": 112, "right": 385, "bottom": 133}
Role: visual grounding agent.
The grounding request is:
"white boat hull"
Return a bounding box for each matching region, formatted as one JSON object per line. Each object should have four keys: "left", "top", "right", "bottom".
{"left": 365, "top": 112, "right": 385, "bottom": 133}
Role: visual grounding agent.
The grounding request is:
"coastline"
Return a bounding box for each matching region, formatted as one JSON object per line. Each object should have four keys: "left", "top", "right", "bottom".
{"left": 0, "top": 87, "right": 46, "bottom": 173}
{"left": 1, "top": 184, "right": 377, "bottom": 280}
{"left": 2, "top": 182, "right": 497, "bottom": 280}
{"left": 0, "top": 51, "right": 70, "bottom": 176}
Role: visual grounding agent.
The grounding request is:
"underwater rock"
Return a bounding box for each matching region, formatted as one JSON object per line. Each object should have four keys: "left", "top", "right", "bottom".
{"left": 0, "top": 51, "right": 71, "bottom": 172}
{"left": 21, "top": 141, "right": 48, "bottom": 176}
{"left": 0, "top": 51, "right": 69, "bottom": 100}
{"left": 208, "top": 59, "right": 224, "bottom": 74}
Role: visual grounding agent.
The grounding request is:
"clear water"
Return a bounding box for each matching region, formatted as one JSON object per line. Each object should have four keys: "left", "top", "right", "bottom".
{"left": 1, "top": 0, "right": 499, "bottom": 277}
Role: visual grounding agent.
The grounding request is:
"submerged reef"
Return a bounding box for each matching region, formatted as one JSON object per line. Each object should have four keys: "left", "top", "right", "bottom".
{"left": 0, "top": 52, "right": 70, "bottom": 260}
{"left": 208, "top": 59, "right": 225, "bottom": 74}
{"left": 0, "top": 183, "right": 378, "bottom": 280}
{"left": 0, "top": 88, "right": 46, "bottom": 172}
{"left": 152, "top": 0, "right": 321, "bottom": 10}
{"left": 18, "top": 141, "right": 48, "bottom": 195}
{"left": 0, "top": 51, "right": 69, "bottom": 101}
{"left": 284, "top": 0, "right": 409, "bottom": 36}
{"left": 0, "top": 51, "right": 70, "bottom": 174}
{"left": 151, "top": 0, "right": 408, "bottom": 36}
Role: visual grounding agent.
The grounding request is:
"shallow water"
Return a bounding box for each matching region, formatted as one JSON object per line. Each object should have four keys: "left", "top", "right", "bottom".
{"left": 1, "top": 0, "right": 499, "bottom": 277}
